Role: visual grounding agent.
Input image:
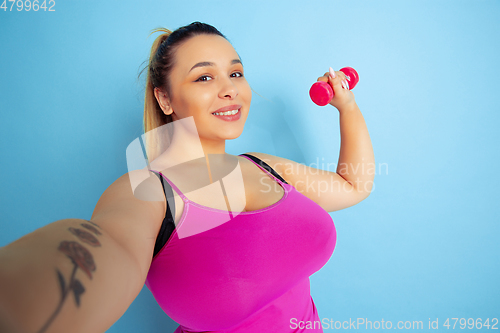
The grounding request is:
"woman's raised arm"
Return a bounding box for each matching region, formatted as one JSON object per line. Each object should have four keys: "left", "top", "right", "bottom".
{"left": 0, "top": 170, "right": 166, "bottom": 333}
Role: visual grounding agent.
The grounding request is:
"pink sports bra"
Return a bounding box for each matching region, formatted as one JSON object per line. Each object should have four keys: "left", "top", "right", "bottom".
{"left": 145, "top": 153, "right": 337, "bottom": 332}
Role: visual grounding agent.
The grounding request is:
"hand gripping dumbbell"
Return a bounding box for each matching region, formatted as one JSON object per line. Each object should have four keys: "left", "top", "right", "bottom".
{"left": 309, "top": 67, "right": 359, "bottom": 106}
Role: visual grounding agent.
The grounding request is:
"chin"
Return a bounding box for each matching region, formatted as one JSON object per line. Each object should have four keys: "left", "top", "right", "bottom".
{"left": 224, "top": 131, "right": 244, "bottom": 141}
{"left": 222, "top": 126, "right": 245, "bottom": 141}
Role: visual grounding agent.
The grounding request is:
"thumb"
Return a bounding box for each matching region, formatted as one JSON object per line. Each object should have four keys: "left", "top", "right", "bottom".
{"left": 328, "top": 67, "right": 344, "bottom": 95}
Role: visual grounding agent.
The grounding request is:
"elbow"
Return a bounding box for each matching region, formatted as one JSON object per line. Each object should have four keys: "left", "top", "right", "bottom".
{"left": 354, "top": 180, "right": 374, "bottom": 201}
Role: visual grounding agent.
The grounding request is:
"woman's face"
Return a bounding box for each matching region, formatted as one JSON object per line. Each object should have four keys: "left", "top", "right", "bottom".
{"left": 163, "top": 34, "right": 252, "bottom": 142}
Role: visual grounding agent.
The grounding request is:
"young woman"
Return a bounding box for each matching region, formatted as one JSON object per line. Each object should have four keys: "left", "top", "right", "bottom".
{"left": 0, "top": 22, "right": 374, "bottom": 333}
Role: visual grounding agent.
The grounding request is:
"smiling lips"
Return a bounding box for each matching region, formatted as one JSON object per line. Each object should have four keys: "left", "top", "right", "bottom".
{"left": 211, "top": 104, "right": 242, "bottom": 121}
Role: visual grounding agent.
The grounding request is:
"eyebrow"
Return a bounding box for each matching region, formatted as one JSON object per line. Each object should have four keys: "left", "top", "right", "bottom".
{"left": 189, "top": 59, "right": 242, "bottom": 72}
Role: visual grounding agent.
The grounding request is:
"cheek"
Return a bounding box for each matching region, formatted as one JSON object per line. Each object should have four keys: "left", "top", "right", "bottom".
{"left": 240, "top": 82, "right": 252, "bottom": 103}
{"left": 178, "top": 88, "right": 214, "bottom": 112}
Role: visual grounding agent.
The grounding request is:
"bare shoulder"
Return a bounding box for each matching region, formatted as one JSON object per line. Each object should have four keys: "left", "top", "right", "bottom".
{"left": 90, "top": 170, "right": 166, "bottom": 279}
{"left": 92, "top": 170, "right": 165, "bottom": 218}
{"left": 240, "top": 152, "right": 292, "bottom": 181}
{"left": 242, "top": 152, "right": 368, "bottom": 212}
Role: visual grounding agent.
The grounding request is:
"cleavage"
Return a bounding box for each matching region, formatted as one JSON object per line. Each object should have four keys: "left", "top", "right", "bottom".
{"left": 164, "top": 161, "right": 284, "bottom": 225}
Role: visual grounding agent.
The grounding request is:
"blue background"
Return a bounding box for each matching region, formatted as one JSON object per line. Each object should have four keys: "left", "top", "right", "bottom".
{"left": 1, "top": 0, "right": 499, "bottom": 332}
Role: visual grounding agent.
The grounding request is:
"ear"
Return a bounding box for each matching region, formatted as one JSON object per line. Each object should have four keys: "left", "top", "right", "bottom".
{"left": 154, "top": 87, "right": 173, "bottom": 116}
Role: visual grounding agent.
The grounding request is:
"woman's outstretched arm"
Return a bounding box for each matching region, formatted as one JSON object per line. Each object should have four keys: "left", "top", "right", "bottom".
{"left": 0, "top": 171, "right": 166, "bottom": 333}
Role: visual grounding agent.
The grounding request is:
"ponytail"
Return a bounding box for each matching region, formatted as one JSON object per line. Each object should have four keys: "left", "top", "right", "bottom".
{"left": 142, "top": 28, "right": 173, "bottom": 163}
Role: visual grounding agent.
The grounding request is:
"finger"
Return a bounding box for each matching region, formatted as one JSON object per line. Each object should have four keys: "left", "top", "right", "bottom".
{"left": 328, "top": 67, "right": 349, "bottom": 89}
{"left": 318, "top": 68, "right": 349, "bottom": 90}
{"left": 333, "top": 71, "right": 348, "bottom": 90}
{"left": 317, "top": 74, "right": 329, "bottom": 83}
{"left": 327, "top": 68, "right": 344, "bottom": 93}
{"left": 337, "top": 70, "right": 349, "bottom": 89}
{"left": 340, "top": 78, "right": 348, "bottom": 90}
{"left": 329, "top": 69, "right": 348, "bottom": 81}
{"left": 329, "top": 67, "right": 336, "bottom": 79}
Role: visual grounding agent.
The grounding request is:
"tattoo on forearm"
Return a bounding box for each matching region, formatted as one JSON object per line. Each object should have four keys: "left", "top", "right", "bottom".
{"left": 36, "top": 221, "right": 103, "bottom": 333}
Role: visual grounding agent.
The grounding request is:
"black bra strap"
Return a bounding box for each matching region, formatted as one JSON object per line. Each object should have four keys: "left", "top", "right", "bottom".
{"left": 150, "top": 171, "right": 176, "bottom": 259}
{"left": 239, "top": 153, "right": 288, "bottom": 184}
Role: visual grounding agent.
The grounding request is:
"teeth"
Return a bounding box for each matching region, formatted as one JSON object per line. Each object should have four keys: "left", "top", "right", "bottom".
{"left": 213, "top": 109, "right": 239, "bottom": 116}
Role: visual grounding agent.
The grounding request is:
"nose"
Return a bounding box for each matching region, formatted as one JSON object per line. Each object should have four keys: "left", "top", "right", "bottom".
{"left": 218, "top": 77, "right": 238, "bottom": 99}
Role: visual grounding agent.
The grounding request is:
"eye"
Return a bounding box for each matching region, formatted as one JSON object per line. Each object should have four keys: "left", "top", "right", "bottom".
{"left": 231, "top": 72, "right": 243, "bottom": 78}
{"left": 195, "top": 75, "right": 212, "bottom": 82}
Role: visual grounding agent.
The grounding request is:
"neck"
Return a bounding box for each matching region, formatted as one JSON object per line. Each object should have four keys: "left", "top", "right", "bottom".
{"left": 150, "top": 117, "right": 229, "bottom": 170}
{"left": 199, "top": 138, "right": 227, "bottom": 156}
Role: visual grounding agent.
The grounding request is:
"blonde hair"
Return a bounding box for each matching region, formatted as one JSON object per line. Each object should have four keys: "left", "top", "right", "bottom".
{"left": 142, "top": 28, "right": 172, "bottom": 163}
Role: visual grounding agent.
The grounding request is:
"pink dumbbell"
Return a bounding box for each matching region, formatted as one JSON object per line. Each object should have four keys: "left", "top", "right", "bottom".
{"left": 309, "top": 67, "right": 359, "bottom": 106}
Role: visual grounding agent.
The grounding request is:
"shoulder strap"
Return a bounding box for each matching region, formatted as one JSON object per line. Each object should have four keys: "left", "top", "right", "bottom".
{"left": 150, "top": 171, "right": 176, "bottom": 259}
{"left": 239, "top": 153, "right": 288, "bottom": 184}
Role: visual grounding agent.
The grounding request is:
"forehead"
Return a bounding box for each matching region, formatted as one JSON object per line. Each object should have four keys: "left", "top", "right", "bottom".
{"left": 174, "top": 34, "right": 239, "bottom": 71}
